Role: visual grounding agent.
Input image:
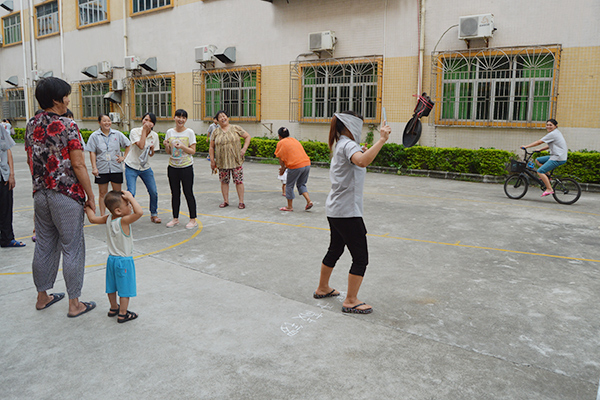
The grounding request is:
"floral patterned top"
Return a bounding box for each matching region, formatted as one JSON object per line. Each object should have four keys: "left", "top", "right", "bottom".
{"left": 25, "top": 112, "right": 86, "bottom": 204}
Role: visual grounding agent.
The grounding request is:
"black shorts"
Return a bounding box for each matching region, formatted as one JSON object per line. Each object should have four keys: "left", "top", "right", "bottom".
{"left": 95, "top": 172, "right": 124, "bottom": 185}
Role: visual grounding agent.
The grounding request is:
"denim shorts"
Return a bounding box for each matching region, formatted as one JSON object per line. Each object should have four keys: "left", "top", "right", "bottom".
{"left": 536, "top": 155, "right": 566, "bottom": 174}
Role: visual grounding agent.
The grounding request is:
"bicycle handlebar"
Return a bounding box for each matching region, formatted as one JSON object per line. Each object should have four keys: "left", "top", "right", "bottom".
{"left": 520, "top": 147, "right": 541, "bottom": 155}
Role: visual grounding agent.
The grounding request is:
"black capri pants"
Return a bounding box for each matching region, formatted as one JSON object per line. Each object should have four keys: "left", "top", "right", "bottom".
{"left": 322, "top": 217, "right": 369, "bottom": 277}
{"left": 167, "top": 165, "right": 197, "bottom": 219}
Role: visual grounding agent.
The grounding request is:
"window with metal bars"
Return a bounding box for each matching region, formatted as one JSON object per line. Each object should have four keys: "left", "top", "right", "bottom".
{"left": 203, "top": 67, "right": 259, "bottom": 121}
{"left": 2, "top": 13, "right": 21, "bottom": 45}
{"left": 131, "top": 0, "right": 171, "bottom": 15}
{"left": 36, "top": 1, "right": 59, "bottom": 37}
{"left": 436, "top": 47, "right": 559, "bottom": 127}
{"left": 80, "top": 82, "right": 110, "bottom": 119}
{"left": 4, "top": 89, "right": 26, "bottom": 119}
{"left": 133, "top": 76, "right": 173, "bottom": 119}
{"left": 78, "top": 0, "right": 108, "bottom": 27}
{"left": 300, "top": 60, "right": 379, "bottom": 123}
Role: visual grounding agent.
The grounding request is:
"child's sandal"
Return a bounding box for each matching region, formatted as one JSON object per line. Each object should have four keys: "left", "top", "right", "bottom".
{"left": 117, "top": 310, "right": 138, "bottom": 324}
{"left": 107, "top": 305, "right": 119, "bottom": 317}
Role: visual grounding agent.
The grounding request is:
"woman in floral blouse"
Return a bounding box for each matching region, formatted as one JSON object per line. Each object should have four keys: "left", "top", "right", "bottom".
{"left": 25, "top": 77, "right": 97, "bottom": 318}
{"left": 209, "top": 110, "right": 251, "bottom": 209}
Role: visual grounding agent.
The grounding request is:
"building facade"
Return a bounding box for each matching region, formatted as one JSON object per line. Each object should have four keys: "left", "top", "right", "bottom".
{"left": 1, "top": 0, "right": 598, "bottom": 153}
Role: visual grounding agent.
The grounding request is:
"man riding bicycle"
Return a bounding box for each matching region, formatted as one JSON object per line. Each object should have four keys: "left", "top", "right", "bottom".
{"left": 521, "top": 118, "right": 567, "bottom": 197}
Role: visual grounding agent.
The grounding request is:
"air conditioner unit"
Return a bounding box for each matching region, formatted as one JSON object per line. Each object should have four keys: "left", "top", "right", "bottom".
{"left": 195, "top": 45, "right": 217, "bottom": 63}
{"left": 109, "top": 112, "right": 121, "bottom": 123}
{"left": 124, "top": 55, "right": 140, "bottom": 70}
{"left": 98, "top": 61, "right": 112, "bottom": 74}
{"left": 112, "top": 79, "right": 124, "bottom": 91}
{"left": 309, "top": 31, "right": 336, "bottom": 52}
{"left": 458, "top": 14, "right": 494, "bottom": 40}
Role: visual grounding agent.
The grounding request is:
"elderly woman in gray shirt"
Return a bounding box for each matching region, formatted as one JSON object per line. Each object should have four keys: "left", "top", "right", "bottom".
{"left": 313, "top": 111, "right": 391, "bottom": 315}
{"left": 86, "top": 114, "right": 131, "bottom": 216}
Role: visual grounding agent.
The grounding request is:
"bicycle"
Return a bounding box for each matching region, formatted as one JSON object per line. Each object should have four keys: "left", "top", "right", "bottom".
{"left": 503, "top": 149, "right": 581, "bottom": 205}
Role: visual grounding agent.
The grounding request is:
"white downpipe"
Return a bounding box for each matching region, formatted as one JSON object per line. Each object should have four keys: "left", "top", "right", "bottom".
{"left": 418, "top": 0, "right": 425, "bottom": 95}
{"left": 123, "top": 0, "right": 130, "bottom": 132}
{"left": 28, "top": 0, "right": 36, "bottom": 71}
{"left": 381, "top": 0, "right": 387, "bottom": 110}
{"left": 19, "top": 0, "right": 30, "bottom": 120}
{"left": 123, "top": 0, "right": 128, "bottom": 58}
{"left": 59, "top": 0, "right": 65, "bottom": 78}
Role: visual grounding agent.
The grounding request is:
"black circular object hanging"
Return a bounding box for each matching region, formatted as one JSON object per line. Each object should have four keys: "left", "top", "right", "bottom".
{"left": 402, "top": 116, "right": 422, "bottom": 147}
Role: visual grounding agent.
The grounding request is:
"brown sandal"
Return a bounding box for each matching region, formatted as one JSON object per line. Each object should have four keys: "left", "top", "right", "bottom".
{"left": 219, "top": 202, "right": 229, "bottom": 208}
{"left": 150, "top": 216, "right": 162, "bottom": 224}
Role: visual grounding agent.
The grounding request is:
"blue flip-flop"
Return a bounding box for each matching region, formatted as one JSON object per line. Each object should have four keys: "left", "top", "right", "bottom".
{"left": 2, "top": 239, "right": 26, "bottom": 248}
{"left": 36, "top": 293, "right": 65, "bottom": 310}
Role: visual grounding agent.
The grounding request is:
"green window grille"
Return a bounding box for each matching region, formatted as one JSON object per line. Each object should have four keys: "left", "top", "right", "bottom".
{"left": 204, "top": 69, "right": 258, "bottom": 120}
{"left": 438, "top": 48, "right": 558, "bottom": 125}
{"left": 134, "top": 77, "right": 173, "bottom": 119}
{"left": 301, "top": 61, "right": 378, "bottom": 122}
{"left": 81, "top": 82, "right": 110, "bottom": 118}
{"left": 2, "top": 14, "right": 21, "bottom": 45}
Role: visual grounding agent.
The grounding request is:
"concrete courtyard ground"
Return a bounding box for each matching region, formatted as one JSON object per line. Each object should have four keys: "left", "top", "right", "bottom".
{"left": 2, "top": 144, "right": 600, "bottom": 399}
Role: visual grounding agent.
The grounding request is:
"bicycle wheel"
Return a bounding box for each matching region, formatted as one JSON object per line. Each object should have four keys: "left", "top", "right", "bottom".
{"left": 402, "top": 116, "right": 422, "bottom": 148}
{"left": 504, "top": 174, "right": 528, "bottom": 199}
{"left": 552, "top": 178, "right": 581, "bottom": 205}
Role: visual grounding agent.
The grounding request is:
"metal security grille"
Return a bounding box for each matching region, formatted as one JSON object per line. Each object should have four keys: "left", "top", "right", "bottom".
{"left": 432, "top": 45, "right": 561, "bottom": 128}
{"left": 36, "top": 1, "right": 59, "bottom": 37}
{"left": 2, "top": 13, "right": 21, "bottom": 44}
{"left": 133, "top": 75, "right": 173, "bottom": 119}
{"left": 192, "top": 69, "right": 202, "bottom": 121}
{"left": 131, "top": 0, "right": 170, "bottom": 14}
{"left": 195, "top": 66, "right": 260, "bottom": 122}
{"left": 80, "top": 82, "right": 110, "bottom": 119}
{"left": 290, "top": 57, "right": 382, "bottom": 123}
{"left": 4, "top": 89, "right": 26, "bottom": 119}
{"left": 78, "top": 0, "right": 108, "bottom": 27}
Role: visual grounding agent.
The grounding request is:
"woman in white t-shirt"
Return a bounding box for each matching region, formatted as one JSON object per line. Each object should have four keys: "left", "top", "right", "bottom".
{"left": 163, "top": 109, "right": 198, "bottom": 229}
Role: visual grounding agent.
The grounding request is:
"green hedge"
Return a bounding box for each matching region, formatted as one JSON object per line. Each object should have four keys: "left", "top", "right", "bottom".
{"left": 13, "top": 128, "right": 600, "bottom": 183}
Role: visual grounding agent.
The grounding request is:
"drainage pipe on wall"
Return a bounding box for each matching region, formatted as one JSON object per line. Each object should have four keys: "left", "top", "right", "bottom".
{"left": 28, "top": 0, "right": 36, "bottom": 71}
{"left": 59, "top": 0, "right": 65, "bottom": 78}
{"left": 123, "top": 0, "right": 130, "bottom": 132}
{"left": 19, "top": 0, "right": 30, "bottom": 120}
{"left": 417, "top": 0, "right": 425, "bottom": 95}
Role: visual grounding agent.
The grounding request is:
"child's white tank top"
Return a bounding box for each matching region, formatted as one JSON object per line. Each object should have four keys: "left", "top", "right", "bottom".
{"left": 106, "top": 214, "right": 134, "bottom": 257}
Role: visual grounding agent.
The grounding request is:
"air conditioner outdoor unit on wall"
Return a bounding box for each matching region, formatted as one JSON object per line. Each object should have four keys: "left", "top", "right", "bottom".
{"left": 195, "top": 45, "right": 217, "bottom": 63}
{"left": 112, "top": 79, "right": 124, "bottom": 91}
{"left": 98, "top": 61, "right": 112, "bottom": 74}
{"left": 109, "top": 112, "right": 121, "bottom": 123}
{"left": 309, "top": 31, "right": 336, "bottom": 52}
{"left": 458, "top": 14, "right": 494, "bottom": 40}
{"left": 124, "top": 56, "right": 139, "bottom": 70}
